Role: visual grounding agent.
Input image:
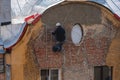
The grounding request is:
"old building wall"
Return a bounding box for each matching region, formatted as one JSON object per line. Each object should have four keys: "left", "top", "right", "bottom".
{"left": 11, "top": 20, "right": 42, "bottom": 80}
{"left": 6, "top": 1, "right": 119, "bottom": 80}
{"left": 32, "top": 23, "right": 116, "bottom": 80}
{"left": 23, "top": 22, "right": 44, "bottom": 80}
{"left": 106, "top": 28, "right": 120, "bottom": 80}
{"left": 32, "top": 1, "right": 119, "bottom": 80}
{"left": 42, "top": 2, "right": 102, "bottom": 26}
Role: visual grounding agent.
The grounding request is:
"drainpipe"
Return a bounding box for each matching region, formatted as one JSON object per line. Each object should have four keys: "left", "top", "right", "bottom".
{"left": 108, "top": 66, "right": 112, "bottom": 80}
{"left": 5, "top": 52, "right": 11, "bottom": 80}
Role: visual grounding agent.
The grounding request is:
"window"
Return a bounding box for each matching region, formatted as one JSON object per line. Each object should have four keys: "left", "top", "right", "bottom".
{"left": 41, "top": 69, "right": 49, "bottom": 80}
{"left": 94, "top": 66, "right": 112, "bottom": 80}
{"left": 41, "top": 69, "right": 60, "bottom": 80}
{"left": 6, "top": 65, "right": 11, "bottom": 80}
{"left": 71, "top": 23, "right": 83, "bottom": 46}
{"left": 0, "top": 58, "right": 4, "bottom": 73}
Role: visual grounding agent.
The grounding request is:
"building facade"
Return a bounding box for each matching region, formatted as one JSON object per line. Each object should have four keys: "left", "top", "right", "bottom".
{"left": 28, "top": 1, "right": 120, "bottom": 80}
{"left": 0, "top": 1, "right": 120, "bottom": 80}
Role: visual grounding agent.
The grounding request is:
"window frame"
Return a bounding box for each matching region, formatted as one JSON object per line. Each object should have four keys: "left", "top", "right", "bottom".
{"left": 40, "top": 69, "right": 61, "bottom": 80}
{"left": 94, "top": 66, "right": 113, "bottom": 80}
{"left": 71, "top": 23, "right": 83, "bottom": 46}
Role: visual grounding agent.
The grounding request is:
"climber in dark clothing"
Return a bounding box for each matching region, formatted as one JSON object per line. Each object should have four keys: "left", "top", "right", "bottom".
{"left": 52, "top": 22, "right": 66, "bottom": 52}
{"left": 52, "top": 22, "right": 66, "bottom": 43}
{"left": 52, "top": 43, "right": 63, "bottom": 52}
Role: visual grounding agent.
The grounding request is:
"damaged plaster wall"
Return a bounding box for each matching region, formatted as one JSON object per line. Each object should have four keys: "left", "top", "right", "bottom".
{"left": 11, "top": 20, "right": 43, "bottom": 80}
{"left": 106, "top": 27, "right": 120, "bottom": 80}
{"left": 32, "top": 23, "right": 116, "bottom": 80}
{"left": 29, "top": 1, "right": 119, "bottom": 80}
{"left": 24, "top": 22, "right": 44, "bottom": 80}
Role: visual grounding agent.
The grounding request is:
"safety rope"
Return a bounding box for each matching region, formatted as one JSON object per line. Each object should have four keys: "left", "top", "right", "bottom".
{"left": 61, "top": 47, "right": 66, "bottom": 68}
{"left": 63, "top": 6, "right": 73, "bottom": 25}
{"left": 61, "top": 44, "right": 66, "bottom": 80}
{"left": 82, "top": 42, "right": 91, "bottom": 80}
{"left": 43, "top": 24, "right": 49, "bottom": 68}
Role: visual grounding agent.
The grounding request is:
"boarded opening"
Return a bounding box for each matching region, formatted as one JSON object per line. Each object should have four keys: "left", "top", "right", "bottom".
{"left": 41, "top": 69, "right": 59, "bottom": 80}
{"left": 94, "top": 66, "right": 112, "bottom": 80}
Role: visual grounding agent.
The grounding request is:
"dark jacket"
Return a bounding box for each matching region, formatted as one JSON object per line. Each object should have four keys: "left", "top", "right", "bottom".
{"left": 52, "top": 26, "right": 65, "bottom": 42}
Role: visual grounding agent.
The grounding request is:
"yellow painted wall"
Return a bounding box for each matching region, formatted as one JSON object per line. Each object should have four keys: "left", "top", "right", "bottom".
{"left": 106, "top": 28, "right": 120, "bottom": 80}
{"left": 10, "top": 20, "right": 43, "bottom": 80}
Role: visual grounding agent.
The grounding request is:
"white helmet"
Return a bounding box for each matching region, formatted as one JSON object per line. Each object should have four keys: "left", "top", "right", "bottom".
{"left": 56, "top": 22, "right": 61, "bottom": 26}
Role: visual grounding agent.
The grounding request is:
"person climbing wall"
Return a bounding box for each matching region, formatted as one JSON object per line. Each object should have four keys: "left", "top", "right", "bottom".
{"left": 52, "top": 22, "right": 66, "bottom": 43}
{"left": 52, "top": 43, "right": 63, "bottom": 52}
{"left": 52, "top": 22, "right": 66, "bottom": 52}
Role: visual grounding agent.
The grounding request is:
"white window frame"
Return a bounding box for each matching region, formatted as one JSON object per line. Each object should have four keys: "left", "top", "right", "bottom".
{"left": 40, "top": 68, "right": 61, "bottom": 80}
{"left": 71, "top": 23, "right": 83, "bottom": 46}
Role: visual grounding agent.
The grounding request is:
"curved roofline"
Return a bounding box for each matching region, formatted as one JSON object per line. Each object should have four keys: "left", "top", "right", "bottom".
{"left": 86, "top": 1, "right": 114, "bottom": 14}
{"left": 42, "top": 1, "right": 113, "bottom": 14}
{"left": 5, "top": 23, "right": 28, "bottom": 49}
{"left": 5, "top": 14, "right": 41, "bottom": 49}
{"left": 86, "top": 1, "right": 120, "bottom": 21}
{"left": 41, "top": 1, "right": 120, "bottom": 25}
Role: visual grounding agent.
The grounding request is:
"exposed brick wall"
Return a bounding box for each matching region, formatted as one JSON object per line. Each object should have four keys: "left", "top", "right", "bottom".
{"left": 23, "top": 45, "right": 40, "bottom": 80}
{"left": 29, "top": 2, "right": 118, "bottom": 80}
{"left": 29, "top": 22, "right": 116, "bottom": 80}
{"left": 34, "top": 30, "right": 63, "bottom": 68}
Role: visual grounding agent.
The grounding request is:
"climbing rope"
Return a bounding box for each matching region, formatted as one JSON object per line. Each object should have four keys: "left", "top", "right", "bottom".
{"left": 45, "top": 24, "right": 48, "bottom": 61}
{"left": 82, "top": 42, "right": 91, "bottom": 80}
{"left": 63, "top": 6, "right": 73, "bottom": 25}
